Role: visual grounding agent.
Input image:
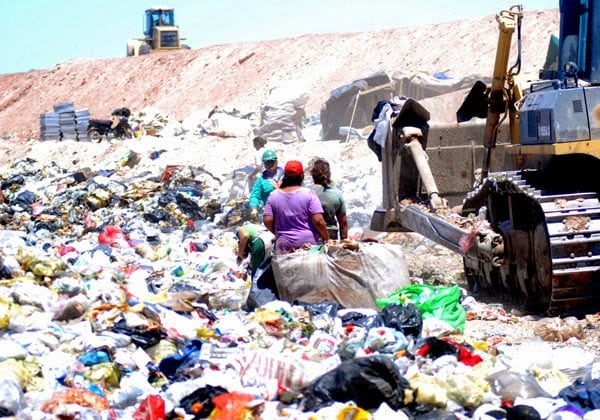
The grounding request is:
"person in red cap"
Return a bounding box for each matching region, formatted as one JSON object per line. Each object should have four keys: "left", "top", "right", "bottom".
{"left": 263, "top": 160, "right": 329, "bottom": 253}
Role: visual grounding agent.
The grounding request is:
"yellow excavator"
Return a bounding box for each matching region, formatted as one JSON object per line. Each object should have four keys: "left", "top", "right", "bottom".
{"left": 370, "top": 0, "right": 600, "bottom": 315}
{"left": 126, "top": 6, "right": 190, "bottom": 56}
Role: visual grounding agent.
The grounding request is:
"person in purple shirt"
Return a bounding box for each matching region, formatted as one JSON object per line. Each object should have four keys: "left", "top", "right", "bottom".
{"left": 263, "top": 160, "right": 330, "bottom": 253}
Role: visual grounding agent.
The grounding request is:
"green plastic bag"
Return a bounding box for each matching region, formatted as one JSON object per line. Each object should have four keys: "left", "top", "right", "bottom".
{"left": 376, "top": 284, "right": 465, "bottom": 332}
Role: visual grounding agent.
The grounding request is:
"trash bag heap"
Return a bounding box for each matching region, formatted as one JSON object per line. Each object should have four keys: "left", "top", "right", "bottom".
{"left": 0, "top": 145, "right": 598, "bottom": 419}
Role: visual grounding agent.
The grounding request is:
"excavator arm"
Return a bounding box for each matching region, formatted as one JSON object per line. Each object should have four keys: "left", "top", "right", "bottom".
{"left": 481, "top": 5, "right": 523, "bottom": 179}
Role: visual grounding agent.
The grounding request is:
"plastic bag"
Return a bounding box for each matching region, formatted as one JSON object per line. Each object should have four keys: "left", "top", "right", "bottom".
{"left": 377, "top": 284, "right": 465, "bottom": 332}
{"left": 246, "top": 257, "right": 278, "bottom": 311}
{"left": 133, "top": 394, "right": 165, "bottom": 420}
{"left": 533, "top": 317, "right": 584, "bottom": 342}
{"left": 179, "top": 384, "right": 228, "bottom": 417}
{"left": 364, "top": 327, "right": 408, "bottom": 354}
{"left": 487, "top": 370, "right": 551, "bottom": 402}
{"left": 158, "top": 339, "right": 203, "bottom": 381}
{"left": 558, "top": 378, "right": 600, "bottom": 412}
{"left": 339, "top": 324, "right": 368, "bottom": 360}
{"left": 340, "top": 311, "right": 383, "bottom": 330}
{"left": 40, "top": 388, "right": 110, "bottom": 414}
{"left": 416, "top": 337, "right": 482, "bottom": 366}
{"left": 110, "top": 318, "right": 166, "bottom": 349}
{"left": 209, "top": 391, "right": 257, "bottom": 419}
{"left": 98, "top": 225, "right": 130, "bottom": 248}
{"left": 299, "top": 355, "right": 412, "bottom": 412}
{"left": 438, "top": 370, "right": 489, "bottom": 408}
{"left": 0, "top": 378, "right": 23, "bottom": 416}
{"left": 298, "top": 301, "right": 340, "bottom": 319}
{"left": 410, "top": 376, "right": 448, "bottom": 407}
{"left": 380, "top": 303, "right": 422, "bottom": 338}
{"left": 0, "top": 298, "right": 17, "bottom": 330}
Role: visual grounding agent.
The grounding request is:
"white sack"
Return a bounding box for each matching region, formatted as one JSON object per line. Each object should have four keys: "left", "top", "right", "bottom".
{"left": 271, "top": 242, "right": 410, "bottom": 309}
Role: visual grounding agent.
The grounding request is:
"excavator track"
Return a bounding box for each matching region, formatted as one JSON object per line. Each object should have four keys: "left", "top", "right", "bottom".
{"left": 462, "top": 171, "right": 600, "bottom": 315}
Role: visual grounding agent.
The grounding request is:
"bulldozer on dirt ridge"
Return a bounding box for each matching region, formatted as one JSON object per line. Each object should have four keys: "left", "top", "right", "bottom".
{"left": 126, "top": 6, "right": 190, "bottom": 56}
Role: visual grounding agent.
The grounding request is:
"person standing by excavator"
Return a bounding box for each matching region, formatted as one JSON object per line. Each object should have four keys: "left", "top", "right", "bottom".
{"left": 248, "top": 149, "right": 284, "bottom": 222}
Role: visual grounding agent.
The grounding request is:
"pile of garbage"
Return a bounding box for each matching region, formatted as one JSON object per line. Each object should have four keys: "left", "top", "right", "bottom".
{"left": 0, "top": 135, "right": 598, "bottom": 419}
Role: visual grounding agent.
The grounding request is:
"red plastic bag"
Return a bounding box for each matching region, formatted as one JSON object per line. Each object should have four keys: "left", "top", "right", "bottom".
{"left": 133, "top": 394, "right": 165, "bottom": 420}
{"left": 98, "top": 225, "right": 131, "bottom": 248}
{"left": 209, "top": 392, "right": 255, "bottom": 419}
{"left": 58, "top": 245, "right": 78, "bottom": 256}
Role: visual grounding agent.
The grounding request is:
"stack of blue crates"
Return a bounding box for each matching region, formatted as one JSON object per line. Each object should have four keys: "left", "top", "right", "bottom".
{"left": 39, "top": 102, "right": 91, "bottom": 141}
{"left": 39, "top": 112, "right": 61, "bottom": 141}
{"left": 75, "top": 109, "right": 90, "bottom": 140}
{"left": 56, "top": 102, "right": 77, "bottom": 140}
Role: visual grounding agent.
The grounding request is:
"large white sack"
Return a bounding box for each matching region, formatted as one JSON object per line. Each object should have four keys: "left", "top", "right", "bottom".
{"left": 271, "top": 242, "right": 410, "bottom": 310}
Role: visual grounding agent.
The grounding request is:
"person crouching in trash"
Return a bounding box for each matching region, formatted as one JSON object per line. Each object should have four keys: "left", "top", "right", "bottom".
{"left": 236, "top": 223, "right": 275, "bottom": 279}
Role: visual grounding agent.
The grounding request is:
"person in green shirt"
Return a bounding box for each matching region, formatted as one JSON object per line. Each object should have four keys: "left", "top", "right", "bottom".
{"left": 310, "top": 158, "right": 348, "bottom": 240}
{"left": 236, "top": 223, "right": 275, "bottom": 278}
{"left": 248, "top": 149, "right": 284, "bottom": 221}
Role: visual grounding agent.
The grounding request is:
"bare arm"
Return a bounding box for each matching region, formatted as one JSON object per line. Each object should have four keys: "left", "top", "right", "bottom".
{"left": 310, "top": 213, "right": 330, "bottom": 242}
{"left": 337, "top": 211, "right": 348, "bottom": 240}
{"left": 249, "top": 164, "right": 261, "bottom": 179}
{"left": 263, "top": 214, "right": 275, "bottom": 234}
{"left": 237, "top": 228, "right": 250, "bottom": 260}
{"left": 110, "top": 115, "right": 120, "bottom": 129}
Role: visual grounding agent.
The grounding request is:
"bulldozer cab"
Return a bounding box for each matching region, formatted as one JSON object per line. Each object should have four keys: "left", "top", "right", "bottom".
{"left": 144, "top": 7, "right": 175, "bottom": 38}
{"left": 143, "top": 6, "right": 181, "bottom": 49}
{"left": 127, "top": 5, "right": 189, "bottom": 56}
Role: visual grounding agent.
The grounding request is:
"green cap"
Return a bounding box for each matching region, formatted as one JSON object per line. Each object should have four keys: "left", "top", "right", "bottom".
{"left": 262, "top": 149, "right": 277, "bottom": 162}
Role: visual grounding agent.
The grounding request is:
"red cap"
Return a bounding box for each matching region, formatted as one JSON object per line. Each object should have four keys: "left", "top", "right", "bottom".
{"left": 284, "top": 160, "right": 304, "bottom": 177}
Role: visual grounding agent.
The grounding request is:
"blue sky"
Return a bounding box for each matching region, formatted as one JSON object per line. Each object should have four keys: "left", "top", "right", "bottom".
{"left": 1, "top": 0, "right": 556, "bottom": 75}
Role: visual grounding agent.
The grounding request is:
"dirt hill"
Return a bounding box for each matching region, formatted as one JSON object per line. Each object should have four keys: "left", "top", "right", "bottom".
{"left": 0, "top": 8, "right": 557, "bottom": 157}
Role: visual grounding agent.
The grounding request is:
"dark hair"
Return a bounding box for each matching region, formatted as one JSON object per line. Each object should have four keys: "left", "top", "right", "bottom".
{"left": 253, "top": 136, "right": 267, "bottom": 149}
{"left": 280, "top": 174, "right": 303, "bottom": 188}
{"left": 310, "top": 158, "right": 331, "bottom": 186}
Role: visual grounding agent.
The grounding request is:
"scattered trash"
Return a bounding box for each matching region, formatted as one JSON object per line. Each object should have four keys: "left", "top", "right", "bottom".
{"left": 1, "top": 107, "right": 599, "bottom": 419}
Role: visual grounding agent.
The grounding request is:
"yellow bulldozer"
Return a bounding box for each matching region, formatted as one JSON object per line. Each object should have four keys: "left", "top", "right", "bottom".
{"left": 126, "top": 6, "right": 190, "bottom": 56}
{"left": 370, "top": 0, "right": 600, "bottom": 316}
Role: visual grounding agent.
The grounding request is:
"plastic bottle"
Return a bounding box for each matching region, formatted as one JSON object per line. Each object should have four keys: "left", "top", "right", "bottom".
{"left": 171, "top": 266, "right": 184, "bottom": 277}
{"left": 78, "top": 349, "right": 111, "bottom": 366}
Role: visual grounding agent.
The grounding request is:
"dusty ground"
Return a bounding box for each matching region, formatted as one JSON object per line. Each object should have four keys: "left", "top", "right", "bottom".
{"left": 2, "top": 6, "right": 600, "bottom": 364}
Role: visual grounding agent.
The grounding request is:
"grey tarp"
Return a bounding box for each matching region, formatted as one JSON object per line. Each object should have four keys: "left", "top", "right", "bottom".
{"left": 319, "top": 71, "right": 395, "bottom": 141}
